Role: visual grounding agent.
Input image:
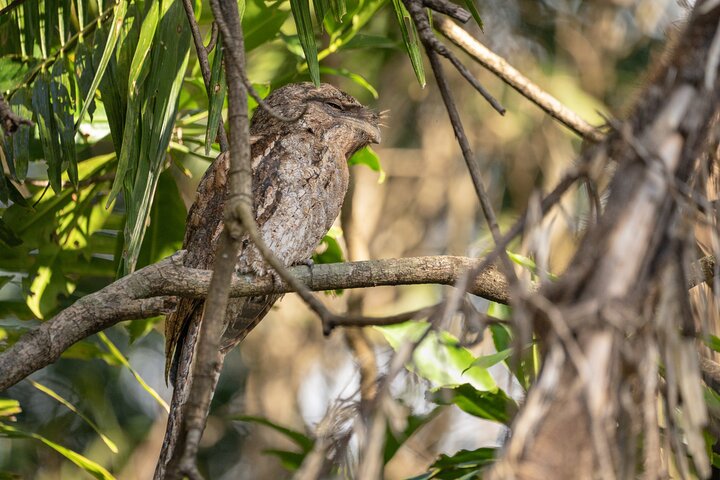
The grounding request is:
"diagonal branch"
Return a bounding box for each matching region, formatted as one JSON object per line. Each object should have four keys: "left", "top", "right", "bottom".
{"left": 434, "top": 16, "right": 604, "bottom": 142}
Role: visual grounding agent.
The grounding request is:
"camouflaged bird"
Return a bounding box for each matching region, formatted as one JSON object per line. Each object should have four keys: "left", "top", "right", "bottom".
{"left": 164, "top": 82, "right": 381, "bottom": 384}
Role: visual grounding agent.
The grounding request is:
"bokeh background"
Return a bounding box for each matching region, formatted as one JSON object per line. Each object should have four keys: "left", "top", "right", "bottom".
{"left": 0, "top": 0, "right": 691, "bottom": 478}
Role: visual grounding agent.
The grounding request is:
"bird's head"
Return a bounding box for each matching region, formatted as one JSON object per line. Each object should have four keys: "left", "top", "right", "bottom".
{"left": 251, "top": 82, "right": 381, "bottom": 157}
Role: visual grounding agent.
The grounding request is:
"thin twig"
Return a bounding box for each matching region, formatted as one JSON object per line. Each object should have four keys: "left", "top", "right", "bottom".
{"left": 181, "top": 0, "right": 229, "bottom": 153}
{"left": 403, "top": 0, "right": 505, "bottom": 114}
{"left": 435, "top": 16, "right": 604, "bottom": 142}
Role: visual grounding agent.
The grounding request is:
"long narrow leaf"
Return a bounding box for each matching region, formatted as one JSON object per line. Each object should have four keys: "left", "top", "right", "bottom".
{"left": 290, "top": 0, "right": 320, "bottom": 85}
{"left": 9, "top": 88, "right": 32, "bottom": 181}
{"left": 0, "top": 423, "right": 116, "bottom": 480}
{"left": 29, "top": 381, "right": 118, "bottom": 453}
{"left": 462, "top": 0, "right": 483, "bottom": 30}
{"left": 97, "top": 332, "right": 169, "bottom": 413}
{"left": 390, "top": 0, "right": 425, "bottom": 87}
{"left": 205, "top": 38, "right": 226, "bottom": 155}
{"left": 32, "top": 71, "right": 62, "bottom": 192}
{"left": 50, "top": 59, "right": 78, "bottom": 187}
{"left": 75, "top": 0, "right": 129, "bottom": 130}
{"left": 122, "top": 0, "right": 192, "bottom": 274}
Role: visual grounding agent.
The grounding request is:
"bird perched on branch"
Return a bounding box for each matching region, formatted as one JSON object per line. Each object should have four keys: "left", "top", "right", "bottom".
{"left": 164, "top": 82, "right": 381, "bottom": 384}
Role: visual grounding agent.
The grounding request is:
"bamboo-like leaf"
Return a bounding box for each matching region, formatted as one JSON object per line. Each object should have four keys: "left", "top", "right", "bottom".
{"left": 462, "top": 0, "right": 483, "bottom": 30}
{"left": 205, "top": 38, "right": 226, "bottom": 155}
{"left": 0, "top": 423, "right": 116, "bottom": 480}
{"left": 50, "top": 59, "right": 78, "bottom": 187}
{"left": 391, "top": 0, "right": 425, "bottom": 87}
{"left": 106, "top": 0, "right": 167, "bottom": 206}
{"left": 290, "top": 0, "right": 320, "bottom": 86}
{"left": 243, "top": 2, "right": 290, "bottom": 52}
{"left": 313, "top": 0, "right": 329, "bottom": 27}
{"left": 121, "top": 0, "right": 192, "bottom": 274}
{"left": 8, "top": 88, "right": 32, "bottom": 181}
{"left": 31, "top": 71, "right": 62, "bottom": 192}
{"left": 75, "top": 42, "right": 97, "bottom": 120}
{"left": 97, "top": 333, "right": 169, "bottom": 412}
{"left": 0, "top": 399, "right": 21, "bottom": 418}
{"left": 29, "top": 380, "right": 118, "bottom": 453}
{"left": 75, "top": 0, "right": 129, "bottom": 130}
{"left": 319, "top": 66, "right": 378, "bottom": 98}
{"left": 329, "top": 0, "right": 346, "bottom": 21}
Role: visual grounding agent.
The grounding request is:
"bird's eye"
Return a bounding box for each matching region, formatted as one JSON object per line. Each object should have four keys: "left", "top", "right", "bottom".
{"left": 326, "top": 101, "right": 344, "bottom": 111}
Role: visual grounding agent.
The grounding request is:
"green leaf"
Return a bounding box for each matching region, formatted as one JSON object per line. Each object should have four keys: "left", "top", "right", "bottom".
{"left": 75, "top": 42, "right": 97, "bottom": 120}
{"left": 467, "top": 348, "right": 512, "bottom": 370}
{"left": 26, "top": 250, "right": 75, "bottom": 319}
{"left": 0, "top": 399, "right": 21, "bottom": 418}
{"left": 50, "top": 58, "right": 78, "bottom": 186}
{"left": 0, "top": 219, "right": 22, "bottom": 247}
{"left": 8, "top": 89, "right": 32, "bottom": 181}
{"left": 344, "top": 34, "right": 399, "bottom": 50}
{"left": 385, "top": 408, "right": 441, "bottom": 463}
{"left": 312, "top": 232, "right": 345, "bottom": 263}
{"left": 32, "top": 71, "right": 62, "bottom": 192}
{"left": 329, "top": 0, "right": 346, "bottom": 21}
{"left": 705, "top": 334, "right": 720, "bottom": 353}
{"left": 429, "top": 383, "right": 517, "bottom": 425}
{"left": 97, "top": 332, "right": 169, "bottom": 413}
{"left": 243, "top": 0, "right": 290, "bottom": 52}
{"left": 126, "top": 317, "right": 162, "bottom": 344}
{"left": 29, "top": 380, "right": 119, "bottom": 453}
{"left": 377, "top": 322, "right": 497, "bottom": 391}
{"left": 0, "top": 58, "right": 32, "bottom": 92}
{"left": 390, "top": 0, "right": 425, "bottom": 87}
{"left": 118, "top": 0, "right": 193, "bottom": 274}
{"left": 348, "top": 145, "right": 385, "bottom": 182}
{"left": 410, "top": 447, "right": 496, "bottom": 479}
{"left": 462, "top": 0, "right": 483, "bottom": 30}
{"left": 231, "top": 415, "right": 314, "bottom": 453}
{"left": 290, "top": 0, "right": 320, "bottom": 86}
{"left": 312, "top": 0, "right": 329, "bottom": 27}
{"left": 319, "top": 66, "right": 378, "bottom": 98}
{"left": 75, "top": 0, "right": 129, "bottom": 129}
{"left": 205, "top": 38, "right": 227, "bottom": 155}
{"left": 0, "top": 423, "right": 116, "bottom": 480}
{"left": 263, "top": 449, "right": 307, "bottom": 472}
{"left": 135, "top": 170, "right": 186, "bottom": 269}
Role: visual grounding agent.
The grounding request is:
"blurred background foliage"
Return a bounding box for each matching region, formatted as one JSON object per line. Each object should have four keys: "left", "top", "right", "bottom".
{"left": 0, "top": 0, "right": 692, "bottom": 478}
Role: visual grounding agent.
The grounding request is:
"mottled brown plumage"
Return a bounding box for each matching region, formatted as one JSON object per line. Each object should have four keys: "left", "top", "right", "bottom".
{"left": 164, "top": 82, "right": 380, "bottom": 383}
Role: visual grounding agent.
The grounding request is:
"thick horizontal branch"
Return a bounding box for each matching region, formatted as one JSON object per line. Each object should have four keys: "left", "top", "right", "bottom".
{"left": 0, "top": 252, "right": 509, "bottom": 392}
{"left": 435, "top": 16, "right": 604, "bottom": 142}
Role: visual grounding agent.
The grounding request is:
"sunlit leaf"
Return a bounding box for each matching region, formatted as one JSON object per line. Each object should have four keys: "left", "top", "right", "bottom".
{"left": 290, "top": 0, "right": 320, "bottom": 85}
{"left": 320, "top": 66, "right": 378, "bottom": 98}
{"left": 29, "top": 380, "right": 119, "bottom": 453}
{"left": 390, "top": 0, "right": 425, "bottom": 87}
{"left": 377, "top": 322, "right": 497, "bottom": 391}
{"left": 348, "top": 145, "right": 385, "bottom": 182}
{"left": 429, "top": 383, "right": 517, "bottom": 425}
{"left": 263, "top": 449, "right": 306, "bottom": 472}
{"left": 97, "top": 332, "right": 169, "bottom": 413}
{"left": 75, "top": 0, "right": 129, "bottom": 129}
{"left": 243, "top": 0, "right": 290, "bottom": 52}
{"left": 0, "top": 424, "right": 116, "bottom": 480}
{"left": 0, "top": 399, "right": 21, "bottom": 418}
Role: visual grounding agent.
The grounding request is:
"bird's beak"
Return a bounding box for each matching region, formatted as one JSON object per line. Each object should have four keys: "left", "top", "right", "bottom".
{"left": 366, "top": 124, "right": 382, "bottom": 144}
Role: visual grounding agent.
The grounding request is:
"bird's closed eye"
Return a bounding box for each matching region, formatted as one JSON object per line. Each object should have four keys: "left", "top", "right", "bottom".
{"left": 326, "top": 101, "right": 344, "bottom": 111}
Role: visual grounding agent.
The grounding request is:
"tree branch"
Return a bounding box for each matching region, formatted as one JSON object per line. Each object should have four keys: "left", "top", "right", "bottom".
{"left": 0, "top": 254, "right": 509, "bottom": 388}
{"left": 434, "top": 16, "right": 604, "bottom": 142}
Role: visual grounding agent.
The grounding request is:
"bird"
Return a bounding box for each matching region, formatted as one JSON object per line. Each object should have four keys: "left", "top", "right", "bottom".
{"left": 164, "top": 82, "right": 381, "bottom": 385}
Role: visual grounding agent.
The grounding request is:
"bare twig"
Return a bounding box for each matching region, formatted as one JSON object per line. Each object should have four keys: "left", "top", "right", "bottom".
{"left": 403, "top": 0, "right": 505, "bottom": 114}
{"left": 181, "top": 0, "right": 229, "bottom": 153}
{"left": 434, "top": 16, "right": 604, "bottom": 142}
